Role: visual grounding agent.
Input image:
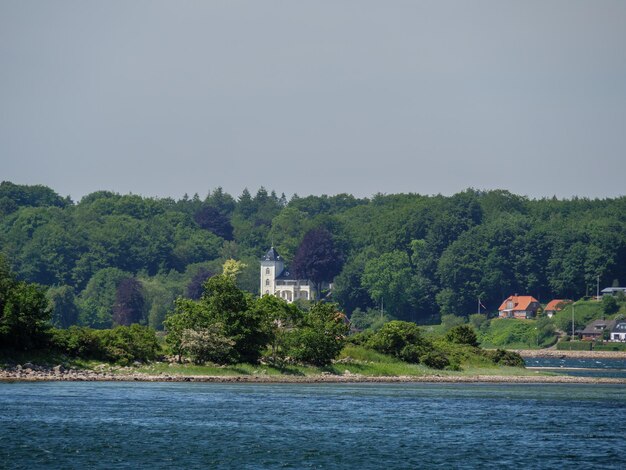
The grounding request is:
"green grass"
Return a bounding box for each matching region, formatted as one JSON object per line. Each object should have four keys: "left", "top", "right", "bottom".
{"left": 556, "top": 341, "right": 592, "bottom": 351}
{"left": 593, "top": 343, "right": 626, "bottom": 351}
{"left": 552, "top": 300, "right": 604, "bottom": 332}
{"left": 478, "top": 318, "right": 550, "bottom": 349}
{"left": 127, "top": 344, "right": 533, "bottom": 378}
{"left": 2, "top": 343, "right": 546, "bottom": 379}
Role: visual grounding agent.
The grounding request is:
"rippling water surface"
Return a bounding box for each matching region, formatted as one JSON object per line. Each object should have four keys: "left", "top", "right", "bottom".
{"left": 1, "top": 381, "right": 625, "bottom": 469}
{"left": 525, "top": 357, "right": 626, "bottom": 378}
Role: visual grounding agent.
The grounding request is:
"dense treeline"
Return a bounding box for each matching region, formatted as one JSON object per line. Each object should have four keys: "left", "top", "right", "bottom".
{"left": 1, "top": 180, "right": 625, "bottom": 328}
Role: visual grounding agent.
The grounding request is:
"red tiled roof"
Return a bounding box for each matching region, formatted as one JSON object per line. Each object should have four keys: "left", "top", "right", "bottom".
{"left": 545, "top": 299, "right": 572, "bottom": 312}
{"left": 498, "top": 295, "right": 539, "bottom": 312}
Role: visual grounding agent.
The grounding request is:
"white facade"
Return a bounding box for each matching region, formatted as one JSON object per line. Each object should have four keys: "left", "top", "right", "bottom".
{"left": 260, "top": 253, "right": 283, "bottom": 297}
{"left": 260, "top": 247, "right": 314, "bottom": 303}
{"left": 611, "top": 322, "right": 626, "bottom": 342}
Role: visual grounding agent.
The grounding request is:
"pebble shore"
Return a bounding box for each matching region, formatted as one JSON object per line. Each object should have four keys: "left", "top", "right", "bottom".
{"left": 514, "top": 349, "right": 626, "bottom": 359}
{"left": 1, "top": 363, "right": 625, "bottom": 384}
{"left": 3, "top": 349, "right": 625, "bottom": 384}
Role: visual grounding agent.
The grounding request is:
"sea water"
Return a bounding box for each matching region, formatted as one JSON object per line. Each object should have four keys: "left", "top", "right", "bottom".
{"left": 1, "top": 381, "right": 625, "bottom": 469}
{"left": 525, "top": 357, "right": 626, "bottom": 379}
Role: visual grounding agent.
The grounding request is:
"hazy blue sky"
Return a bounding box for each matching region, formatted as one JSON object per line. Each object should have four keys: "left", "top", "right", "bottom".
{"left": 1, "top": 1, "right": 625, "bottom": 201}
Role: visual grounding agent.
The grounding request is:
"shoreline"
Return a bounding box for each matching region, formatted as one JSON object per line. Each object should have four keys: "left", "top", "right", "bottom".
{"left": 1, "top": 369, "right": 625, "bottom": 385}
{"left": 2, "top": 349, "right": 625, "bottom": 385}
{"left": 513, "top": 349, "right": 626, "bottom": 359}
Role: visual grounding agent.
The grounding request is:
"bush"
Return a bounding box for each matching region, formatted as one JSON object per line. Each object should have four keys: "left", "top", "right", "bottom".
{"left": 420, "top": 351, "right": 450, "bottom": 370}
{"left": 594, "top": 342, "right": 626, "bottom": 352}
{"left": 441, "top": 314, "right": 466, "bottom": 332}
{"left": 367, "top": 321, "right": 433, "bottom": 363}
{"left": 179, "top": 325, "right": 234, "bottom": 364}
{"left": 556, "top": 341, "right": 592, "bottom": 351}
{"left": 602, "top": 296, "right": 619, "bottom": 315}
{"left": 349, "top": 308, "right": 391, "bottom": 331}
{"left": 469, "top": 314, "right": 488, "bottom": 332}
{"left": 346, "top": 329, "right": 373, "bottom": 343}
{"left": 50, "top": 327, "right": 102, "bottom": 358}
{"left": 99, "top": 325, "right": 160, "bottom": 365}
{"left": 283, "top": 303, "right": 349, "bottom": 366}
{"left": 50, "top": 324, "right": 160, "bottom": 364}
{"left": 482, "top": 349, "right": 525, "bottom": 367}
{"left": 445, "top": 325, "right": 479, "bottom": 347}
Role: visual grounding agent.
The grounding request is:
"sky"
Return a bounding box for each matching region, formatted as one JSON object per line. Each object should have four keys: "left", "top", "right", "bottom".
{"left": 1, "top": 1, "right": 625, "bottom": 202}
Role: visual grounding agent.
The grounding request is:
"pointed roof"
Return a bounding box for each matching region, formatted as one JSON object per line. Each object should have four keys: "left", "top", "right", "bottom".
{"left": 262, "top": 247, "right": 282, "bottom": 262}
{"left": 498, "top": 295, "right": 539, "bottom": 312}
{"left": 581, "top": 319, "right": 615, "bottom": 335}
{"left": 545, "top": 299, "right": 572, "bottom": 312}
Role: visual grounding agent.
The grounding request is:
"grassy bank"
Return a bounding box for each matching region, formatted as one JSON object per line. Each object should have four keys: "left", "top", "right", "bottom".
{"left": 123, "top": 345, "right": 539, "bottom": 379}
{"left": 2, "top": 344, "right": 541, "bottom": 379}
{"left": 478, "top": 318, "right": 556, "bottom": 349}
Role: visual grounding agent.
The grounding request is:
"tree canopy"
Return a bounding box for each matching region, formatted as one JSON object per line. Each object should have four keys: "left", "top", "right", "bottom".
{"left": 1, "top": 182, "right": 626, "bottom": 329}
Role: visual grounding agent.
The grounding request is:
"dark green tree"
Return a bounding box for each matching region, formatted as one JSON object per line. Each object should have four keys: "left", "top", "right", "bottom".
{"left": 112, "top": 278, "right": 145, "bottom": 326}
{"left": 46, "top": 285, "right": 79, "bottom": 328}
{"left": 194, "top": 205, "right": 234, "bottom": 240}
{"left": 292, "top": 228, "right": 344, "bottom": 299}
{"left": 185, "top": 267, "right": 214, "bottom": 300}
{"left": 0, "top": 256, "right": 50, "bottom": 350}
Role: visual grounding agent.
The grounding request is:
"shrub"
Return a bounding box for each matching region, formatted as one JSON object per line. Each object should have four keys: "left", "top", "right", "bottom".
{"left": 445, "top": 325, "right": 479, "bottom": 347}
{"left": 367, "top": 321, "right": 433, "bottom": 363}
{"left": 469, "top": 314, "right": 488, "bottom": 332}
{"left": 482, "top": 349, "right": 525, "bottom": 367}
{"left": 349, "top": 308, "right": 392, "bottom": 331}
{"left": 179, "top": 325, "right": 234, "bottom": 364}
{"left": 50, "top": 324, "right": 159, "bottom": 364}
{"left": 602, "top": 296, "right": 619, "bottom": 315}
{"left": 420, "top": 351, "right": 450, "bottom": 370}
{"left": 284, "top": 303, "right": 349, "bottom": 366}
{"left": 50, "top": 327, "right": 102, "bottom": 358}
{"left": 556, "top": 341, "right": 592, "bottom": 351}
{"left": 346, "top": 330, "right": 375, "bottom": 346}
{"left": 441, "top": 314, "right": 466, "bottom": 332}
{"left": 99, "top": 325, "right": 160, "bottom": 365}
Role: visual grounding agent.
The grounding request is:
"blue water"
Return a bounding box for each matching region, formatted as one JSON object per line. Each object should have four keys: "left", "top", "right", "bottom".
{"left": 1, "top": 382, "right": 625, "bottom": 469}
{"left": 525, "top": 357, "right": 626, "bottom": 378}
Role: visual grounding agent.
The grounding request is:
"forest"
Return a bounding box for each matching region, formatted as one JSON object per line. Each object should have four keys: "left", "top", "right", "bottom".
{"left": 1, "top": 180, "right": 625, "bottom": 331}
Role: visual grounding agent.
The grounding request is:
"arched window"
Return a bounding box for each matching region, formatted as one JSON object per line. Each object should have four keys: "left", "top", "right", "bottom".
{"left": 265, "top": 279, "right": 270, "bottom": 286}
{"left": 265, "top": 290, "right": 269, "bottom": 295}
{"left": 265, "top": 268, "right": 270, "bottom": 275}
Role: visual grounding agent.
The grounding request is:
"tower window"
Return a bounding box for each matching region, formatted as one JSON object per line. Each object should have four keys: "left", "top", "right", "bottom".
{"left": 265, "top": 279, "right": 270, "bottom": 286}
{"left": 266, "top": 268, "right": 270, "bottom": 275}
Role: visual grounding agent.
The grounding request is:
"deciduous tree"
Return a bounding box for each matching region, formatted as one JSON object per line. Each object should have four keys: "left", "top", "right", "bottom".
{"left": 292, "top": 228, "right": 343, "bottom": 299}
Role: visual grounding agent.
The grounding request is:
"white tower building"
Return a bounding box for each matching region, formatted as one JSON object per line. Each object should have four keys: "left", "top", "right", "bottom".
{"left": 259, "top": 247, "right": 313, "bottom": 303}
{"left": 260, "top": 247, "right": 284, "bottom": 296}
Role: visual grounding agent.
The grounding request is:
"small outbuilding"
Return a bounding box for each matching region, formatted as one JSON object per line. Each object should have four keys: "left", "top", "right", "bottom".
{"left": 544, "top": 299, "right": 572, "bottom": 318}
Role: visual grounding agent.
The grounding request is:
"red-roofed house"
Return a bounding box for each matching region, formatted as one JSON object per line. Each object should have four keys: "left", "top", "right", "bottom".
{"left": 544, "top": 299, "right": 572, "bottom": 318}
{"left": 498, "top": 295, "right": 540, "bottom": 319}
